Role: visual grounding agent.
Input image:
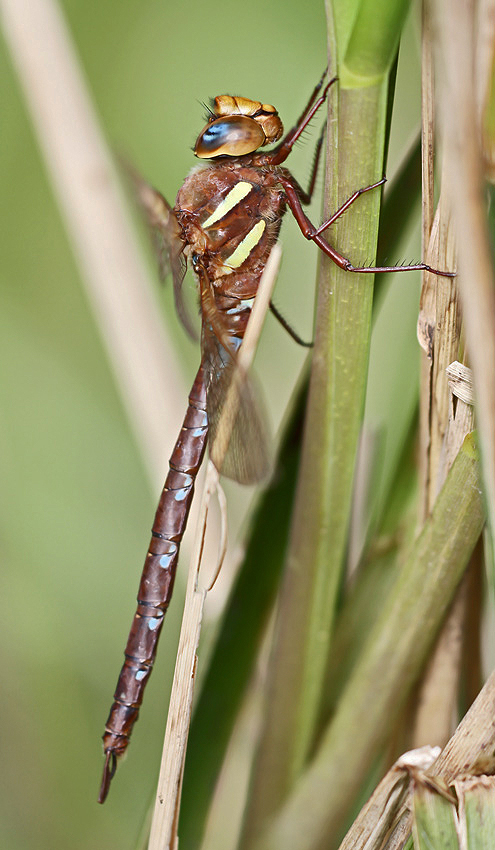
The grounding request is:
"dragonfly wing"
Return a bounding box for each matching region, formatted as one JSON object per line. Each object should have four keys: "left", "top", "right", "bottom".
{"left": 128, "top": 166, "right": 197, "bottom": 339}
{"left": 204, "top": 329, "right": 273, "bottom": 485}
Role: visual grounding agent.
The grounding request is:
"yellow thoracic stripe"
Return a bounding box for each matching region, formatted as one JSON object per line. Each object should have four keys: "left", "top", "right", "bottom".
{"left": 202, "top": 181, "right": 253, "bottom": 228}
{"left": 224, "top": 220, "right": 266, "bottom": 269}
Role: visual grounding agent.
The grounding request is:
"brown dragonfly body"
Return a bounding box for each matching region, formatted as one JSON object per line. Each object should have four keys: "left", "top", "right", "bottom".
{"left": 99, "top": 73, "right": 454, "bottom": 803}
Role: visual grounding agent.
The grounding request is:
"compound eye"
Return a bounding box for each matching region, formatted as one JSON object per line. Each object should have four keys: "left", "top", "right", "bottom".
{"left": 194, "top": 115, "right": 266, "bottom": 158}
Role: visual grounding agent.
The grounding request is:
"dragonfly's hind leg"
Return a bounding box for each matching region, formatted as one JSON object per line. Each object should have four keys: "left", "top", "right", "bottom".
{"left": 269, "top": 302, "right": 313, "bottom": 347}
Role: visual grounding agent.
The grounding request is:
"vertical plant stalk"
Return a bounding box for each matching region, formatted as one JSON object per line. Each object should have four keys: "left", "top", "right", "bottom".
{"left": 421, "top": 0, "right": 435, "bottom": 244}
{"left": 413, "top": 1, "right": 467, "bottom": 749}
{"left": 417, "top": 183, "right": 460, "bottom": 514}
{"left": 241, "top": 0, "right": 411, "bottom": 844}
{"left": 434, "top": 0, "right": 495, "bottom": 564}
{"left": 0, "top": 0, "right": 186, "bottom": 491}
{"left": 418, "top": 0, "right": 435, "bottom": 530}
{"left": 417, "top": 7, "right": 461, "bottom": 522}
{"left": 413, "top": 361, "right": 476, "bottom": 747}
{"left": 427, "top": 667, "right": 495, "bottom": 783}
{"left": 476, "top": 0, "right": 495, "bottom": 182}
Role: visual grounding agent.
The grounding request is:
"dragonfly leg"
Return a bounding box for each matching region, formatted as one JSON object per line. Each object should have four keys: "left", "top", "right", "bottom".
{"left": 275, "top": 122, "right": 327, "bottom": 206}
{"left": 269, "top": 301, "right": 313, "bottom": 347}
{"left": 269, "top": 73, "right": 337, "bottom": 166}
{"left": 313, "top": 178, "right": 387, "bottom": 233}
{"left": 280, "top": 176, "right": 456, "bottom": 278}
{"left": 296, "top": 125, "right": 327, "bottom": 205}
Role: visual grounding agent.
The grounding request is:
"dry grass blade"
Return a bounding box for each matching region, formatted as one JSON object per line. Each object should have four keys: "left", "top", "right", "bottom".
{"left": 433, "top": 0, "right": 495, "bottom": 559}
{"left": 476, "top": 0, "right": 495, "bottom": 182}
{"left": 413, "top": 2, "right": 470, "bottom": 752}
{"left": 445, "top": 363, "right": 475, "bottom": 465}
{"left": 337, "top": 747, "right": 440, "bottom": 850}
{"left": 412, "top": 358, "right": 475, "bottom": 750}
{"left": 147, "top": 245, "right": 281, "bottom": 850}
{"left": 417, "top": 0, "right": 436, "bottom": 520}
{"left": 0, "top": 0, "right": 184, "bottom": 489}
{"left": 147, "top": 460, "right": 219, "bottom": 850}
{"left": 427, "top": 668, "right": 495, "bottom": 782}
{"left": 417, "top": 190, "right": 459, "bottom": 517}
{"left": 446, "top": 362, "right": 475, "bottom": 407}
{"left": 421, "top": 0, "right": 435, "bottom": 245}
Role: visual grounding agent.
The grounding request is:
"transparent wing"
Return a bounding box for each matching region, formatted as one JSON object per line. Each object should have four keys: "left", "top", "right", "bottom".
{"left": 203, "top": 326, "right": 272, "bottom": 485}
{"left": 126, "top": 165, "right": 197, "bottom": 340}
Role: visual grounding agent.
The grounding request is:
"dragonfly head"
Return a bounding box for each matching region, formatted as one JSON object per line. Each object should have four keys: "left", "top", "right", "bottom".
{"left": 194, "top": 95, "right": 283, "bottom": 158}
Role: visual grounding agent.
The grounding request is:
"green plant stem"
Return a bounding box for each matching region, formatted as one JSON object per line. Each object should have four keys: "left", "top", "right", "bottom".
{"left": 254, "top": 434, "right": 484, "bottom": 850}
{"left": 241, "top": 0, "right": 411, "bottom": 838}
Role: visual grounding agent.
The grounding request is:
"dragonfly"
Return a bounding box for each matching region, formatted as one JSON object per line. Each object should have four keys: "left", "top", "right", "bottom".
{"left": 98, "top": 71, "right": 454, "bottom": 803}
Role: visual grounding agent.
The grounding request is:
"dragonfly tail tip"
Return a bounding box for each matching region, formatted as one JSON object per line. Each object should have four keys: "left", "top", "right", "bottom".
{"left": 98, "top": 750, "right": 117, "bottom": 804}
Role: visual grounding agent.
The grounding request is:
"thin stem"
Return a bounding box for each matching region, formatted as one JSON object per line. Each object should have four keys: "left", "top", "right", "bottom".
{"left": 241, "top": 0, "right": 411, "bottom": 842}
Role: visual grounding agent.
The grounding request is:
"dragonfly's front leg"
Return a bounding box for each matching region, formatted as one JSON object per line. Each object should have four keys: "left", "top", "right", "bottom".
{"left": 269, "top": 73, "right": 337, "bottom": 166}
{"left": 279, "top": 175, "right": 456, "bottom": 278}
{"left": 294, "top": 125, "right": 327, "bottom": 206}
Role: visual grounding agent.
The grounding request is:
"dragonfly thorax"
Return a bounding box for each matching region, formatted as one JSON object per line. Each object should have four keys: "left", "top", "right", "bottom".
{"left": 175, "top": 163, "right": 286, "bottom": 287}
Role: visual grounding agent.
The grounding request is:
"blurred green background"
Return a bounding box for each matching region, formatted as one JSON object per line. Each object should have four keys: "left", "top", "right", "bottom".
{"left": 0, "top": 1, "right": 423, "bottom": 848}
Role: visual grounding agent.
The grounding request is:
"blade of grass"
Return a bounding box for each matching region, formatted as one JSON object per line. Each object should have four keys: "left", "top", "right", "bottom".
{"left": 338, "top": 747, "right": 441, "bottom": 850}
{"left": 254, "top": 433, "right": 484, "bottom": 850}
{"left": 455, "top": 776, "right": 495, "bottom": 850}
{"left": 319, "top": 422, "right": 418, "bottom": 726}
{"left": 412, "top": 783, "right": 459, "bottom": 850}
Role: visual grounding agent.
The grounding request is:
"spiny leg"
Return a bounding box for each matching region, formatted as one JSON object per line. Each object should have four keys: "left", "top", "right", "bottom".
{"left": 279, "top": 123, "right": 326, "bottom": 207}
{"left": 298, "top": 124, "right": 326, "bottom": 205}
{"left": 280, "top": 175, "right": 455, "bottom": 278}
{"left": 269, "top": 73, "right": 337, "bottom": 166}
{"left": 313, "top": 178, "right": 387, "bottom": 234}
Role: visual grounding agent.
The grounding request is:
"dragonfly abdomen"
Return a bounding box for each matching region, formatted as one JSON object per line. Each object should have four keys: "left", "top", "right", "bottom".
{"left": 99, "top": 364, "right": 208, "bottom": 802}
